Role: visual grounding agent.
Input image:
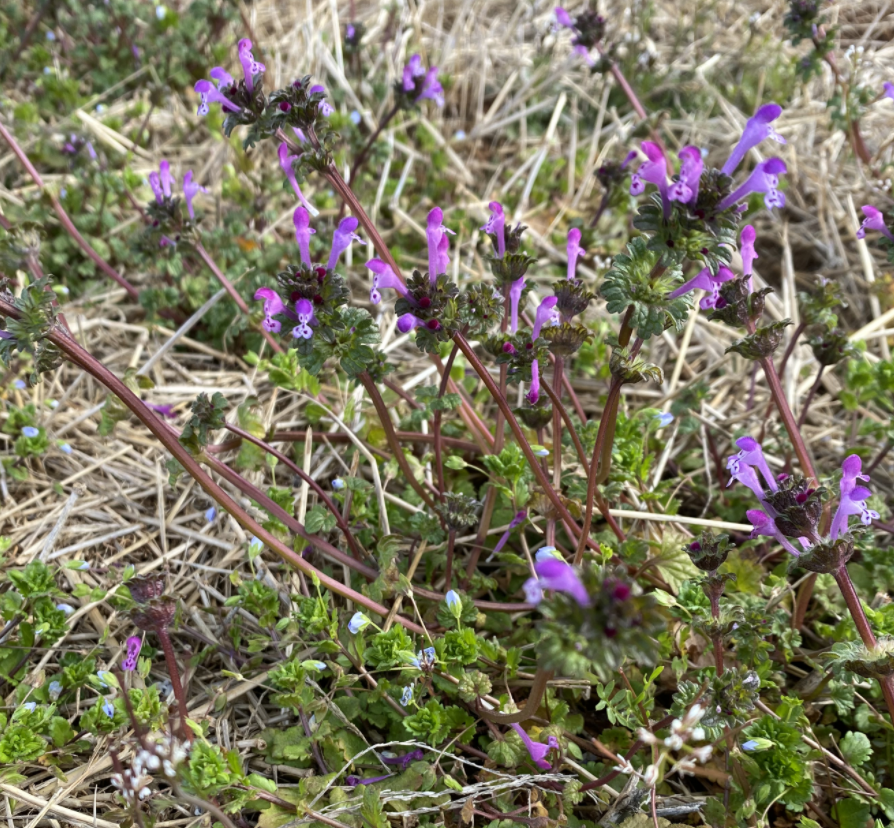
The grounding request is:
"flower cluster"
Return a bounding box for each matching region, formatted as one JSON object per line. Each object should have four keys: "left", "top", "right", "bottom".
{"left": 144, "top": 158, "right": 208, "bottom": 240}
{"left": 394, "top": 54, "right": 444, "bottom": 109}
{"left": 253, "top": 207, "right": 364, "bottom": 343}
{"left": 728, "top": 437, "right": 879, "bottom": 566}
{"left": 110, "top": 733, "right": 191, "bottom": 805}
{"left": 194, "top": 38, "right": 265, "bottom": 117}
{"left": 628, "top": 104, "right": 787, "bottom": 222}
{"left": 555, "top": 6, "right": 607, "bottom": 68}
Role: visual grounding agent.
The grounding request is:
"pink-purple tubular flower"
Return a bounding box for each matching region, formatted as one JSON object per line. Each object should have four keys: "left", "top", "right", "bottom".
{"left": 310, "top": 84, "right": 334, "bottom": 116}
{"left": 523, "top": 558, "right": 589, "bottom": 607}
{"left": 402, "top": 55, "right": 444, "bottom": 107}
{"left": 667, "top": 265, "right": 735, "bottom": 309}
{"left": 830, "top": 455, "right": 880, "bottom": 538}
{"left": 293, "top": 207, "right": 315, "bottom": 266}
{"left": 510, "top": 723, "right": 560, "bottom": 770}
{"left": 367, "top": 259, "right": 408, "bottom": 304}
{"left": 555, "top": 6, "right": 573, "bottom": 28}
{"left": 237, "top": 38, "right": 265, "bottom": 93}
{"left": 255, "top": 288, "right": 284, "bottom": 333}
{"left": 426, "top": 208, "right": 452, "bottom": 285}
{"left": 491, "top": 510, "right": 527, "bottom": 556}
{"left": 885, "top": 82, "right": 894, "bottom": 101}
{"left": 668, "top": 146, "right": 703, "bottom": 205}
{"left": 856, "top": 205, "right": 894, "bottom": 241}
{"left": 397, "top": 313, "right": 441, "bottom": 334}
{"left": 629, "top": 141, "right": 670, "bottom": 218}
{"left": 722, "top": 103, "right": 785, "bottom": 176}
{"left": 148, "top": 172, "right": 163, "bottom": 203}
{"left": 122, "top": 636, "right": 142, "bottom": 671}
{"left": 159, "top": 160, "right": 173, "bottom": 198}
{"left": 481, "top": 201, "right": 506, "bottom": 258}
{"left": 327, "top": 217, "right": 365, "bottom": 270}
{"left": 278, "top": 143, "right": 317, "bottom": 215}
{"left": 567, "top": 228, "right": 585, "bottom": 280}
{"left": 293, "top": 297, "right": 315, "bottom": 340}
{"left": 194, "top": 75, "right": 242, "bottom": 116}
{"left": 183, "top": 171, "right": 208, "bottom": 220}
{"left": 526, "top": 359, "right": 541, "bottom": 405}
{"left": 747, "top": 509, "right": 803, "bottom": 557}
{"left": 740, "top": 225, "right": 758, "bottom": 291}
{"left": 727, "top": 436, "right": 778, "bottom": 494}
{"left": 509, "top": 276, "right": 525, "bottom": 334}
{"left": 717, "top": 157, "right": 787, "bottom": 211}
{"left": 532, "top": 296, "right": 559, "bottom": 340}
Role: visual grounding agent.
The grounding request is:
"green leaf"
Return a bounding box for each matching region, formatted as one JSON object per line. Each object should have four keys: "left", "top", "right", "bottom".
{"left": 839, "top": 731, "right": 872, "bottom": 766}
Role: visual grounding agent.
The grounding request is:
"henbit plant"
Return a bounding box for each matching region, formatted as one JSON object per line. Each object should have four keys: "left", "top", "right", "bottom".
{"left": 2, "top": 5, "right": 894, "bottom": 827}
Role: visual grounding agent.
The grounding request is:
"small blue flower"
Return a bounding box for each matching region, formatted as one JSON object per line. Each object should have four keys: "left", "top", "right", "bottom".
{"left": 350, "top": 110, "right": 361, "bottom": 125}
{"left": 348, "top": 612, "right": 370, "bottom": 634}
{"left": 534, "top": 546, "right": 560, "bottom": 562}
{"left": 60, "top": 188, "right": 67, "bottom": 198}
{"left": 102, "top": 700, "right": 115, "bottom": 718}
{"left": 408, "top": 654, "right": 421, "bottom": 669}
{"left": 22, "top": 702, "right": 37, "bottom": 712}
{"left": 47, "top": 399, "right": 59, "bottom": 408}
{"left": 332, "top": 478, "right": 345, "bottom": 490}
{"left": 400, "top": 685, "right": 413, "bottom": 706}
{"left": 303, "top": 661, "right": 327, "bottom": 671}
{"left": 55, "top": 603, "right": 74, "bottom": 615}
{"left": 742, "top": 740, "right": 759, "bottom": 751}
{"left": 59, "top": 443, "right": 73, "bottom": 455}
{"left": 155, "top": 5, "right": 166, "bottom": 18}
{"left": 22, "top": 426, "right": 40, "bottom": 438}
{"left": 76, "top": 561, "right": 91, "bottom": 571}
{"left": 454, "top": 130, "right": 467, "bottom": 140}
{"left": 95, "top": 104, "right": 106, "bottom": 114}
{"left": 46, "top": 31, "right": 56, "bottom": 40}
{"left": 248, "top": 536, "right": 264, "bottom": 556}
{"left": 654, "top": 412, "right": 674, "bottom": 428}
{"left": 205, "top": 506, "right": 217, "bottom": 522}
{"left": 423, "top": 646, "right": 435, "bottom": 663}
{"left": 532, "top": 445, "right": 550, "bottom": 457}
{"left": 445, "top": 590, "right": 461, "bottom": 609}
{"left": 48, "top": 681, "right": 63, "bottom": 700}
{"left": 14, "top": 379, "right": 26, "bottom": 390}
{"left": 43, "top": 67, "right": 52, "bottom": 75}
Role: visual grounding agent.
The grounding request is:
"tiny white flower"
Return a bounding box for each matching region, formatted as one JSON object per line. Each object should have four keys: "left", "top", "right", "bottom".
{"left": 642, "top": 764, "right": 658, "bottom": 787}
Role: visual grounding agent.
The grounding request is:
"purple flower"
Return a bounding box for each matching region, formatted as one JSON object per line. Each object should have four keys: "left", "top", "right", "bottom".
{"left": 159, "top": 235, "right": 176, "bottom": 248}
{"left": 86, "top": 142, "right": 97, "bottom": 160}
{"left": 885, "top": 82, "right": 894, "bottom": 100}
{"left": 210, "top": 67, "right": 234, "bottom": 89}
{"left": 159, "top": 160, "right": 173, "bottom": 198}
{"left": 526, "top": 358, "right": 541, "bottom": 405}
{"left": 122, "top": 636, "right": 142, "bottom": 671}
{"left": 481, "top": 201, "right": 506, "bottom": 258}
{"left": 237, "top": 38, "right": 265, "bottom": 93}
{"left": 194, "top": 79, "right": 242, "bottom": 117}
{"left": 532, "top": 296, "right": 559, "bottom": 340}
{"left": 402, "top": 55, "right": 443, "bottom": 107}
{"left": 0, "top": 330, "right": 13, "bottom": 340}
{"left": 717, "top": 157, "right": 787, "bottom": 212}
{"left": 740, "top": 225, "right": 758, "bottom": 291}
{"left": 278, "top": 143, "right": 317, "bottom": 215}
{"left": 346, "top": 24, "right": 355, "bottom": 39}
{"left": 629, "top": 141, "right": 670, "bottom": 219}
{"left": 310, "top": 84, "right": 334, "bottom": 117}
{"left": 380, "top": 749, "right": 424, "bottom": 769}
{"left": 328, "top": 217, "right": 365, "bottom": 270}
{"left": 491, "top": 510, "right": 527, "bottom": 556}
{"left": 573, "top": 44, "right": 596, "bottom": 67}
{"left": 523, "top": 558, "right": 589, "bottom": 607}
{"left": 148, "top": 172, "right": 163, "bottom": 203}
{"left": 856, "top": 205, "right": 894, "bottom": 242}
{"left": 182, "top": 171, "right": 208, "bottom": 220}
{"left": 668, "top": 146, "right": 703, "bottom": 205}
{"left": 22, "top": 426, "right": 40, "bottom": 438}
{"left": 667, "top": 265, "right": 735, "bottom": 309}
{"left": 830, "top": 455, "right": 880, "bottom": 539}
{"left": 293, "top": 207, "right": 315, "bottom": 266}
{"left": 509, "top": 276, "right": 525, "bottom": 334}
{"left": 254, "top": 287, "right": 284, "bottom": 333}
{"left": 722, "top": 103, "right": 785, "bottom": 176}
{"left": 510, "top": 724, "right": 560, "bottom": 770}
{"left": 555, "top": 6, "right": 574, "bottom": 28}
{"left": 397, "top": 313, "right": 441, "bottom": 334}
{"left": 345, "top": 774, "right": 393, "bottom": 787}
{"left": 567, "top": 228, "right": 585, "bottom": 280}
{"left": 426, "top": 207, "right": 452, "bottom": 285}
{"left": 726, "top": 436, "right": 778, "bottom": 503}
{"left": 145, "top": 402, "right": 176, "bottom": 419}
{"left": 367, "top": 259, "right": 408, "bottom": 304}
{"left": 747, "top": 509, "right": 802, "bottom": 557}
{"left": 292, "top": 297, "right": 315, "bottom": 340}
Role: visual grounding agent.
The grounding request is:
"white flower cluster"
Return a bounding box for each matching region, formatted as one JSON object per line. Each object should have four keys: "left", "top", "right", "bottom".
{"left": 615, "top": 703, "right": 714, "bottom": 788}
{"left": 110, "top": 734, "right": 191, "bottom": 804}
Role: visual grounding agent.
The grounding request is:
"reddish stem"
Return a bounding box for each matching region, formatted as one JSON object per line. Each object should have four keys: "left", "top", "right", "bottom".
{"left": 193, "top": 242, "right": 283, "bottom": 353}
{"left": 157, "top": 628, "right": 193, "bottom": 741}
{"left": 0, "top": 122, "right": 139, "bottom": 300}
{"left": 434, "top": 340, "right": 461, "bottom": 496}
